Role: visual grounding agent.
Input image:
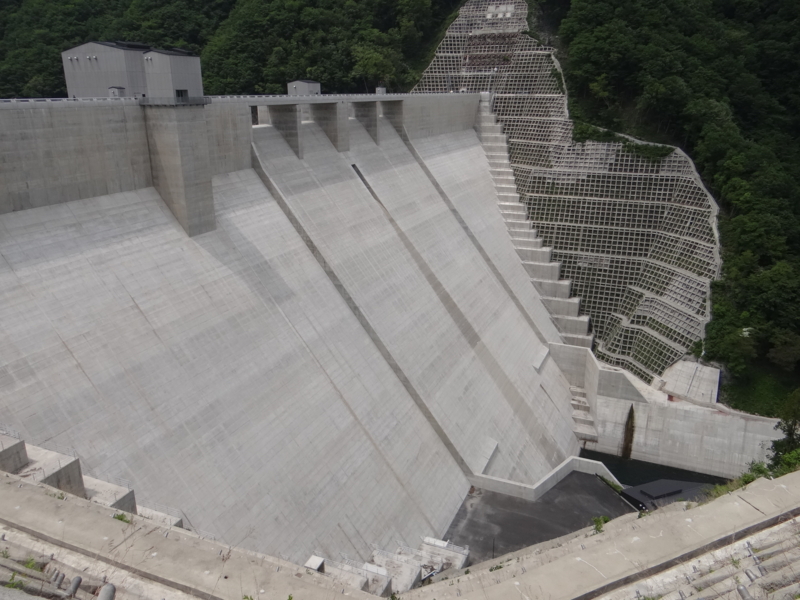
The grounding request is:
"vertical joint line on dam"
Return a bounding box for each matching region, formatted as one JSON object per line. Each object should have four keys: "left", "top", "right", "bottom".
{"left": 352, "top": 163, "right": 564, "bottom": 466}
{"left": 250, "top": 145, "right": 472, "bottom": 477}
{"left": 397, "top": 125, "right": 551, "bottom": 349}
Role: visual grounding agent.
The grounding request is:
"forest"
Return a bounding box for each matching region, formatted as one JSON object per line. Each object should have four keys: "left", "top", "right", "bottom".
{"left": 1, "top": 0, "right": 798, "bottom": 416}
{"left": 0, "top": 0, "right": 462, "bottom": 98}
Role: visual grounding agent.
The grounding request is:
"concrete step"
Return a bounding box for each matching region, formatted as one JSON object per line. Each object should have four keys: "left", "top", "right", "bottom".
{"left": 497, "top": 192, "right": 520, "bottom": 202}
{"left": 137, "top": 505, "right": 184, "bottom": 528}
{"left": 505, "top": 219, "right": 535, "bottom": 232}
{"left": 511, "top": 236, "right": 543, "bottom": 248}
{"left": 572, "top": 410, "right": 595, "bottom": 427}
{"left": 515, "top": 246, "right": 551, "bottom": 262}
{"left": 523, "top": 261, "right": 561, "bottom": 280}
{"left": 570, "top": 387, "right": 587, "bottom": 398}
{"left": 15, "top": 445, "right": 85, "bottom": 497}
{"left": 483, "top": 143, "right": 509, "bottom": 154}
{"left": 542, "top": 296, "right": 581, "bottom": 317}
{"left": 573, "top": 422, "right": 598, "bottom": 442}
{"left": 571, "top": 400, "right": 590, "bottom": 412}
{"left": 498, "top": 201, "right": 525, "bottom": 212}
{"left": 552, "top": 314, "right": 591, "bottom": 335}
{"left": 562, "top": 333, "right": 594, "bottom": 348}
{"left": 495, "top": 184, "right": 517, "bottom": 195}
{"left": 83, "top": 476, "right": 137, "bottom": 513}
{"left": 532, "top": 278, "right": 572, "bottom": 298}
{"left": 481, "top": 133, "right": 508, "bottom": 144}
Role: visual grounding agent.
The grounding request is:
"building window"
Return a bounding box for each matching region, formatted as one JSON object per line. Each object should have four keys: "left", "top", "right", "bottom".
{"left": 175, "top": 89, "right": 188, "bottom": 99}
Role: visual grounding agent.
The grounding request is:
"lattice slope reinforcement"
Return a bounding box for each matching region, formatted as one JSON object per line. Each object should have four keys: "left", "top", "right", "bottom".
{"left": 414, "top": 0, "right": 721, "bottom": 381}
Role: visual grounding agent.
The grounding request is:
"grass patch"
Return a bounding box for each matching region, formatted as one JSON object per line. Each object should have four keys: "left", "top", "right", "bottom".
{"left": 592, "top": 515, "right": 610, "bottom": 534}
{"left": 4, "top": 573, "right": 24, "bottom": 590}
{"left": 112, "top": 513, "right": 131, "bottom": 524}
{"left": 22, "top": 558, "right": 40, "bottom": 571}
{"left": 572, "top": 121, "right": 674, "bottom": 161}
{"left": 599, "top": 475, "right": 623, "bottom": 493}
{"left": 488, "top": 564, "right": 503, "bottom": 572}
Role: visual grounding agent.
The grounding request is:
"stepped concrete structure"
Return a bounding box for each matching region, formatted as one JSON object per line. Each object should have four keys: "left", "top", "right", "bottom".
{"left": 3, "top": 457, "right": 800, "bottom": 600}
{"left": 0, "top": 81, "right": 780, "bottom": 571}
{"left": 415, "top": 0, "right": 721, "bottom": 382}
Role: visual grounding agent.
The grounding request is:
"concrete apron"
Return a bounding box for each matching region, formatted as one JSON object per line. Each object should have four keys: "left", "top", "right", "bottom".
{"left": 2, "top": 469, "right": 800, "bottom": 600}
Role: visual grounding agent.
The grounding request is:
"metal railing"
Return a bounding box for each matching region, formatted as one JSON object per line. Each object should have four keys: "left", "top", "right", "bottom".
{"left": 139, "top": 96, "right": 211, "bottom": 107}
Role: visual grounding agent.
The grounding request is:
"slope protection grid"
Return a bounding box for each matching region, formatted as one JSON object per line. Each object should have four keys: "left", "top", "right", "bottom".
{"left": 414, "top": 0, "right": 721, "bottom": 382}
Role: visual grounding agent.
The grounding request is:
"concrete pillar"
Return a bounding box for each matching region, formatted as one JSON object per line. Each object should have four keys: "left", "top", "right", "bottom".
{"left": 353, "top": 101, "right": 379, "bottom": 144}
{"left": 381, "top": 100, "right": 404, "bottom": 138}
{"left": 310, "top": 102, "right": 349, "bottom": 152}
{"left": 144, "top": 105, "right": 215, "bottom": 237}
{"left": 268, "top": 104, "right": 303, "bottom": 159}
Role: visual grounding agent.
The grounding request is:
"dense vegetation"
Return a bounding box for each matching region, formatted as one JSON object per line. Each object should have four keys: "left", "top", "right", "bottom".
{"left": 0, "top": 0, "right": 462, "bottom": 98}
{"left": 539, "top": 0, "right": 800, "bottom": 415}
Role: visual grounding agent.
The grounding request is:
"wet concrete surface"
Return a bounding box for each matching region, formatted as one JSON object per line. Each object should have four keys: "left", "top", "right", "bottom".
{"left": 443, "top": 472, "right": 635, "bottom": 564}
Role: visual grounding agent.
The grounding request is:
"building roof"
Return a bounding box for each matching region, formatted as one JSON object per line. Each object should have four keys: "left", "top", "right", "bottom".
{"left": 291, "top": 80, "right": 320, "bottom": 84}
{"left": 63, "top": 41, "right": 196, "bottom": 57}
{"left": 143, "top": 48, "right": 197, "bottom": 57}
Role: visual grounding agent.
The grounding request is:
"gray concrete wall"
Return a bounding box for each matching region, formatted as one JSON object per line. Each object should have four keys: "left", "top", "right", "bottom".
{"left": 588, "top": 394, "right": 780, "bottom": 479}
{"left": 145, "top": 105, "right": 215, "bottom": 235}
{"left": 402, "top": 94, "right": 480, "bottom": 140}
{"left": 0, "top": 100, "right": 151, "bottom": 214}
{"left": 252, "top": 118, "right": 580, "bottom": 486}
{"left": 0, "top": 176, "right": 469, "bottom": 563}
{"left": 205, "top": 102, "right": 252, "bottom": 176}
{"left": 409, "top": 129, "right": 564, "bottom": 345}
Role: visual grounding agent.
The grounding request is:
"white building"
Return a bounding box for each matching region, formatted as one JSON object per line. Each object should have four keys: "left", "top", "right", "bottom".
{"left": 61, "top": 41, "right": 203, "bottom": 99}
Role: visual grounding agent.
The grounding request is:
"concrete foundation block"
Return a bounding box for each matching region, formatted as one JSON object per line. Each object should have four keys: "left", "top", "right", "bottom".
{"left": 16, "top": 446, "right": 85, "bottom": 498}
{"left": 0, "top": 435, "right": 28, "bottom": 474}
{"left": 83, "top": 476, "right": 137, "bottom": 514}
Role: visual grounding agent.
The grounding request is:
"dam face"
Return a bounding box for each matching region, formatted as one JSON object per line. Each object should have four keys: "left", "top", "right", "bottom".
{"left": 0, "top": 93, "right": 586, "bottom": 561}
{"left": 0, "top": 20, "right": 778, "bottom": 561}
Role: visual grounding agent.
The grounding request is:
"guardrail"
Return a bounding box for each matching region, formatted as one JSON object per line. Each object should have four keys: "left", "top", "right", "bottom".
{"left": 139, "top": 96, "right": 211, "bottom": 107}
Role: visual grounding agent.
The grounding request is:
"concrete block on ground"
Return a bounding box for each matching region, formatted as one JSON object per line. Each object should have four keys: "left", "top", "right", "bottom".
{"left": 304, "top": 555, "right": 325, "bottom": 572}
{"left": 420, "top": 538, "right": 469, "bottom": 570}
{"left": 83, "top": 476, "right": 137, "bottom": 514}
{"left": 371, "top": 550, "right": 421, "bottom": 594}
{"left": 136, "top": 505, "right": 183, "bottom": 528}
{"left": 0, "top": 435, "right": 28, "bottom": 474}
{"left": 16, "top": 446, "right": 85, "bottom": 498}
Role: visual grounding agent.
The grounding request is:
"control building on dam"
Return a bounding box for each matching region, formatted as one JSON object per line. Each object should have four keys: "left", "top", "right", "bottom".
{"left": 0, "top": 0, "right": 779, "bottom": 569}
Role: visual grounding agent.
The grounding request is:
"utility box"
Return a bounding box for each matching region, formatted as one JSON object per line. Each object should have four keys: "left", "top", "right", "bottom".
{"left": 287, "top": 80, "right": 321, "bottom": 96}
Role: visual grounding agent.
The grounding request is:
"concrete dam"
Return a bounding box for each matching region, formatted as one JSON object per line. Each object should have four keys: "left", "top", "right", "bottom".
{"left": 0, "top": 0, "right": 781, "bottom": 572}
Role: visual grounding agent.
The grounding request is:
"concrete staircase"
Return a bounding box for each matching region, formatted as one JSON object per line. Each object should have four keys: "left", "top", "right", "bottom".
{"left": 475, "top": 95, "right": 593, "bottom": 349}
{"left": 305, "top": 537, "right": 469, "bottom": 596}
{"left": 0, "top": 430, "right": 186, "bottom": 530}
{"left": 569, "top": 387, "right": 598, "bottom": 443}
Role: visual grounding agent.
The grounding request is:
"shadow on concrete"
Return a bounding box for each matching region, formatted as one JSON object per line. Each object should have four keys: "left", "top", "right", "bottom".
{"left": 443, "top": 472, "right": 634, "bottom": 565}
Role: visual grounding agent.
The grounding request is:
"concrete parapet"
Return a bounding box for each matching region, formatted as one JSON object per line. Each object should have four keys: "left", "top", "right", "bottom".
{"left": 0, "top": 434, "right": 27, "bottom": 473}
{"left": 468, "top": 456, "right": 622, "bottom": 503}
